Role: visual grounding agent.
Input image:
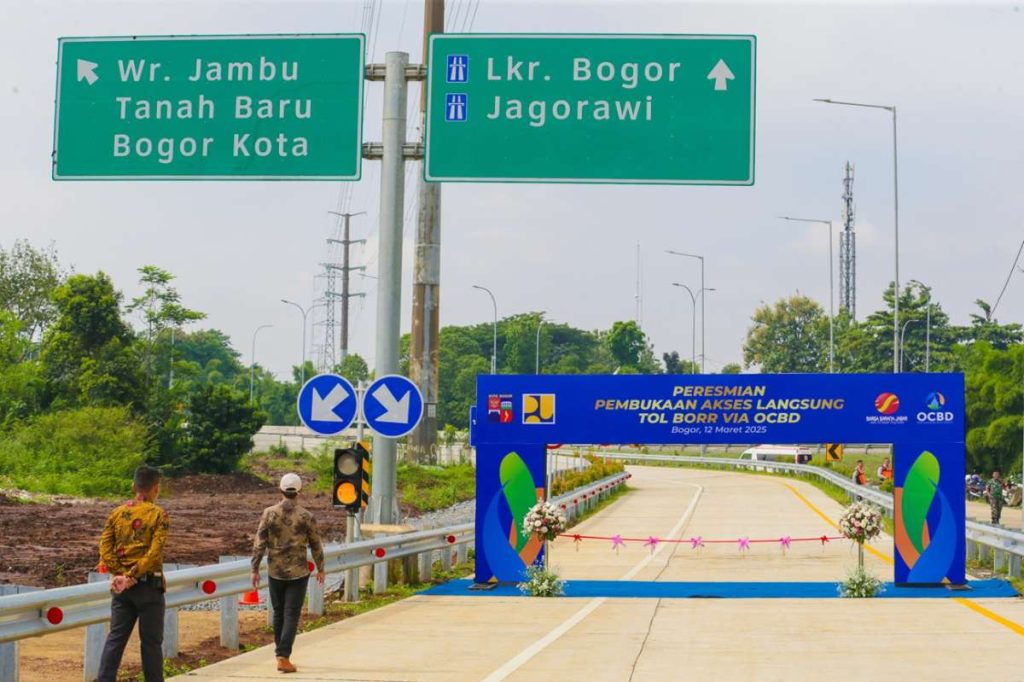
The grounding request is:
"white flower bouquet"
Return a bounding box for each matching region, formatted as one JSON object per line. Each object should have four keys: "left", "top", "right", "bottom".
{"left": 838, "top": 501, "right": 883, "bottom": 544}
{"left": 518, "top": 564, "right": 565, "bottom": 597}
{"left": 522, "top": 501, "right": 568, "bottom": 542}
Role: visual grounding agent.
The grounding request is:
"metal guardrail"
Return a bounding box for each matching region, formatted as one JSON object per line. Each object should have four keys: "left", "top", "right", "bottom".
{"left": 594, "top": 451, "right": 1024, "bottom": 577}
{"left": 0, "top": 471, "right": 628, "bottom": 656}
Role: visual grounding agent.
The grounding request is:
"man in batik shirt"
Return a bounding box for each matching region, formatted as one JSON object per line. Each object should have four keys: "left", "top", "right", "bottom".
{"left": 97, "top": 465, "right": 169, "bottom": 682}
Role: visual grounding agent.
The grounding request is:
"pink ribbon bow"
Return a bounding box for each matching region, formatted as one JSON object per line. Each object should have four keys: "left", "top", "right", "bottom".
{"left": 690, "top": 536, "right": 704, "bottom": 550}
{"left": 738, "top": 537, "right": 751, "bottom": 552}
{"left": 643, "top": 536, "right": 659, "bottom": 554}
{"left": 779, "top": 536, "right": 792, "bottom": 552}
{"left": 610, "top": 534, "right": 626, "bottom": 553}
{"left": 573, "top": 534, "right": 583, "bottom": 552}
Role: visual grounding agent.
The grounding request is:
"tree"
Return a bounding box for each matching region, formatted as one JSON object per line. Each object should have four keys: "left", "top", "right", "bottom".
{"left": 0, "top": 240, "right": 66, "bottom": 342}
{"left": 335, "top": 353, "right": 370, "bottom": 384}
{"left": 743, "top": 295, "right": 828, "bottom": 372}
{"left": 960, "top": 342, "right": 1023, "bottom": 475}
{"left": 169, "top": 329, "right": 246, "bottom": 386}
{"left": 127, "top": 266, "right": 205, "bottom": 386}
{"left": 178, "top": 384, "right": 266, "bottom": 473}
{"left": 965, "top": 299, "right": 1024, "bottom": 349}
{"left": 39, "top": 273, "right": 144, "bottom": 410}
{"left": 720, "top": 363, "right": 742, "bottom": 375}
{"left": 662, "top": 351, "right": 699, "bottom": 374}
{"left": 0, "top": 311, "right": 41, "bottom": 427}
{"left": 605, "top": 321, "right": 660, "bottom": 373}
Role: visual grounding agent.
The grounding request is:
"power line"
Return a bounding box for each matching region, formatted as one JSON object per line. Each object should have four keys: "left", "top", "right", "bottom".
{"left": 991, "top": 236, "right": 1024, "bottom": 317}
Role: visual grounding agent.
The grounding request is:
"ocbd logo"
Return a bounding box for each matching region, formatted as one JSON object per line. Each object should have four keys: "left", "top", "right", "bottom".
{"left": 918, "top": 391, "right": 955, "bottom": 423}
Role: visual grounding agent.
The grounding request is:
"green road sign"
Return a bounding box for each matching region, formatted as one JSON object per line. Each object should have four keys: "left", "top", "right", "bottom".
{"left": 425, "top": 34, "right": 756, "bottom": 185}
{"left": 53, "top": 34, "right": 364, "bottom": 180}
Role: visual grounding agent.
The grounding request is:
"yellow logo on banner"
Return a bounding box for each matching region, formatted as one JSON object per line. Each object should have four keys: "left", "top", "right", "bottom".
{"left": 523, "top": 394, "right": 556, "bottom": 424}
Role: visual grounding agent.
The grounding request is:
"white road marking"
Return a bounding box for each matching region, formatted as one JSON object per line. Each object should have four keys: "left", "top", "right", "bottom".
{"left": 481, "top": 482, "right": 703, "bottom": 681}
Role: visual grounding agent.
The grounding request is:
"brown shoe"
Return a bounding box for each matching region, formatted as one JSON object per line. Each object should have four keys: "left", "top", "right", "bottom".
{"left": 277, "top": 657, "right": 297, "bottom": 673}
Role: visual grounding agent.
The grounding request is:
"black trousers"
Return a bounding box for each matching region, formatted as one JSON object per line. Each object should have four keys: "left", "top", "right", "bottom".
{"left": 97, "top": 581, "right": 165, "bottom": 682}
{"left": 268, "top": 576, "right": 308, "bottom": 658}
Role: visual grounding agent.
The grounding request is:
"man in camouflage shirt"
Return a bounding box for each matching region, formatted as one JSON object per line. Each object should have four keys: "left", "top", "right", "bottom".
{"left": 97, "top": 465, "right": 169, "bottom": 682}
{"left": 251, "top": 472, "right": 325, "bottom": 673}
{"left": 987, "top": 470, "right": 1005, "bottom": 525}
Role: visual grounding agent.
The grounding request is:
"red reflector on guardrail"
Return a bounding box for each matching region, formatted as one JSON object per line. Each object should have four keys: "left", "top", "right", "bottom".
{"left": 374, "top": 548, "right": 386, "bottom": 559}
{"left": 201, "top": 580, "right": 217, "bottom": 595}
{"left": 446, "top": 535, "right": 456, "bottom": 544}
{"left": 45, "top": 607, "right": 63, "bottom": 625}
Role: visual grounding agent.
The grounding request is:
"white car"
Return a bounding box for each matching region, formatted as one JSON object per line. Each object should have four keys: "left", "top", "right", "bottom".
{"left": 739, "top": 445, "right": 813, "bottom": 464}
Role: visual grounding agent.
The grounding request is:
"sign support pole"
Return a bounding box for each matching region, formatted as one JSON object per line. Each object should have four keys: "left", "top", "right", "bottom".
{"left": 369, "top": 51, "right": 409, "bottom": 593}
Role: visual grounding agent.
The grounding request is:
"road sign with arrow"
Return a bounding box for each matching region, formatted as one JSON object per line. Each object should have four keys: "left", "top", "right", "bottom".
{"left": 362, "top": 375, "right": 424, "bottom": 439}
{"left": 297, "top": 374, "right": 358, "bottom": 436}
{"left": 825, "top": 442, "right": 844, "bottom": 463}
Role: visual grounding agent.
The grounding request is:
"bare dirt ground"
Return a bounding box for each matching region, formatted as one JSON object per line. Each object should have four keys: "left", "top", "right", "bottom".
{"left": 0, "top": 468, "right": 351, "bottom": 589}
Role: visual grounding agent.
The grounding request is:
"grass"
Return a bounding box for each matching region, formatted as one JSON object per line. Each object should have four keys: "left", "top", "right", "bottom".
{"left": 242, "top": 446, "right": 477, "bottom": 514}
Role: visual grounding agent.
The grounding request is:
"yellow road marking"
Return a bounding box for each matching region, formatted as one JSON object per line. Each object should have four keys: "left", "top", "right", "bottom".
{"left": 782, "top": 481, "right": 1024, "bottom": 638}
{"left": 954, "top": 598, "right": 1024, "bottom": 637}
{"left": 781, "top": 483, "right": 891, "bottom": 563}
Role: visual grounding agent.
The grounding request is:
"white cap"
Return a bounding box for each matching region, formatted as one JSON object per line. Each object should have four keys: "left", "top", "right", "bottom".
{"left": 279, "top": 473, "right": 302, "bottom": 493}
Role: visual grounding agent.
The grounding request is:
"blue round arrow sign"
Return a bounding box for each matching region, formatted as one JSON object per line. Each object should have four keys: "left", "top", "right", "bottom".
{"left": 296, "top": 373, "right": 358, "bottom": 436}
{"left": 363, "top": 374, "right": 424, "bottom": 438}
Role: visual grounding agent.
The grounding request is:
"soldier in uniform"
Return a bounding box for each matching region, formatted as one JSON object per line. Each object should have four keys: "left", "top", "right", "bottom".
{"left": 251, "top": 473, "right": 326, "bottom": 674}
{"left": 987, "top": 470, "right": 1005, "bottom": 525}
{"left": 97, "top": 465, "right": 169, "bottom": 682}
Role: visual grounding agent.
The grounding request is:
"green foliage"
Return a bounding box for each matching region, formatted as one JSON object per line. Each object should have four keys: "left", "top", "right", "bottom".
{"left": 663, "top": 351, "right": 699, "bottom": 374}
{"left": 965, "top": 299, "right": 1023, "bottom": 350}
{"left": 720, "top": 363, "right": 742, "bottom": 374}
{"left": 839, "top": 566, "right": 884, "bottom": 598}
{"left": 39, "top": 272, "right": 145, "bottom": 410}
{"left": 175, "top": 384, "right": 266, "bottom": 473}
{"left": 605, "top": 320, "right": 660, "bottom": 372}
{"left": 518, "top": 564, "right": 564, "bottom": 597}
{"left": 168, "top": 329, "right": 246, "bottom": 386}
{"left": 0, "top": 240, "right": 66, "bottom": 342}
{"left": 335, "top": 353, "right": 370, "bottom": 384}
{"left": 0, "top": 311, "right": 42, "bottom": 428}
{"left": 961, "top": 342, "right": 1023, "bottom": 475}
{"left": 397, "top": 462, "right": 476, "bottom": 512}
{"left": 549, "top": 455, "right": 626, "bottom": 495}
{"left": 744, "top": 295, "right": 828, "bottom": 372}
{"left": 0, "top": 406, "right": 148, "bottom": 497}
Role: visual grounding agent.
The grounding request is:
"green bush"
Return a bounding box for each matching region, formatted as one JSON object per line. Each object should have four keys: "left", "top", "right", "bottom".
{"left": 0, "top": 406, "right": 148, "bottom": 497}
{"left": 176, "top": 384, "right": 266, "bottom": 474}
{"left": 550, "top": 454, "right": 625, "bottom": 495}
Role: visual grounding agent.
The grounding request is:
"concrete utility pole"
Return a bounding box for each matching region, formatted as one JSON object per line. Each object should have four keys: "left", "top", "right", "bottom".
{"left": 409, "top": 0, "right": 444, "bottom": 464}
{"left": 327, "top": 211, "right": 367, "bottom": 363}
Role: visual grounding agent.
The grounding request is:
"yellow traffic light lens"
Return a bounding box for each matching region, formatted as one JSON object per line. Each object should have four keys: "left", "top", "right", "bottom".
{"left": 337, "top": 453, "right": 359, "bottom": 476}
{"left": 335, "top": 482, "right": 358, "bottom": 505}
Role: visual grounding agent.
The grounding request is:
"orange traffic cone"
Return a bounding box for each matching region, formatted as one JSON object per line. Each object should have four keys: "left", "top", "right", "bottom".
{"left": 239, "top": 589, "right": 260, "bottom": 605}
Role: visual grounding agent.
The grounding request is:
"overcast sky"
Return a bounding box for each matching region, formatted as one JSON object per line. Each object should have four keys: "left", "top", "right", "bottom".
{"left": 3, "top": 1, "right": 1023, "bottom": 378}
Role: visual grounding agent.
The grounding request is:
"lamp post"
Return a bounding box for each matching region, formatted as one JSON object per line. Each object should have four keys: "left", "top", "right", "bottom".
{"left": 535, "top": 315, "right": 545, "bottom": 374}
{"left": 281, "top": 299, "right": 321, "bottom": 387}
{"left": 780, "top": 216, "right": 835, "bottom": 373}
{"left": 899, "top": 319, "right": 919, "bottom": 372}
{"left": 249, "top": 324, "right": 273, "bottom": 404}
{"left": 671, "top": 284, "right": 715, "bottom": 372}
{"left": 473, "top": 285, "right": 498, "bottom": 374}
{"left": 815, "top": 98, "right": 900, "bottom": 373}
{"left": 666, "top": 250, "right": 706, "bottom": 373}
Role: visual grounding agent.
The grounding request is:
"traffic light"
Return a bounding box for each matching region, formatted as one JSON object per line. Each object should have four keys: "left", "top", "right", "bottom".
{"left": 333, "top": 442, "right": 371, "bottom": 513}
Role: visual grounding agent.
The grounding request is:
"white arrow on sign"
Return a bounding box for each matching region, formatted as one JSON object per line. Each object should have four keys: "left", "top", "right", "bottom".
{"left": 372, "top": 384, "right": 410, "bottom": 424}
{"left": 707, "top": 59, "right": 734, "bottom": 91}
{"left": 77, "top": 59, "right": 99, "bottom": 85}
{"left": 311, "top": 383, "right": 351, "bottom": 422}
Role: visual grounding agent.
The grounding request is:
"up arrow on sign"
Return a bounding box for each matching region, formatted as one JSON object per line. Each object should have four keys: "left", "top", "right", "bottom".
{"left": 707, "top": 59, "right": 734, "bottom": 91}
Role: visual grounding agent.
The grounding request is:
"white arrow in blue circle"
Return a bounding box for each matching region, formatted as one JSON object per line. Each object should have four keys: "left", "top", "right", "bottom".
{"left": 297, "top": 373, "right": 358, "bottom": 435}
{"left": 364, "top": 374, "right": 423, "bottom": 438}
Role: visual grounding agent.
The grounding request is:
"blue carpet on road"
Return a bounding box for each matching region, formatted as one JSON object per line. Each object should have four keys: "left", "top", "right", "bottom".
{"left": 423, "top": 579, "right": 1018, "bottom": 599}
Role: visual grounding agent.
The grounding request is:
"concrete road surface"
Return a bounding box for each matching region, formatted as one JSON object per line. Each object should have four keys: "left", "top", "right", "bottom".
{"left": 190, "top": 466, "right": 1024, "bottom": 682}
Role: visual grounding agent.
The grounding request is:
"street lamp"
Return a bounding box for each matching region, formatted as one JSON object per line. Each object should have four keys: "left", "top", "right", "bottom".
{"left": 535, "top": 314, "right": 545, "bottom": 374}
{"left": 899, "top": 319, "right": 919, "bottom": 372}
{"left": 780, "top": 216, "right": 835, "bottom": 373}
{"left": 281, "top": 299, "right": 323, "bottom": 387}
{"left": 671, "top": 284, "right": 715, "bottom": 372}
{"left": 472, "top": 285, "right": 498, "bottom": 374}
{"left": 815, "top": 98, "right": 900, "bottom": 373}
{"left": 250, "top": 324, "right": 273, "bottom": 404}
{"left": 666, "top": 250, "right": 706, "bottom": 373}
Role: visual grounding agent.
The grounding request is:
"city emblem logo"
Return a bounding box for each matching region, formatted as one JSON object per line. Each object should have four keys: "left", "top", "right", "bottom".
{"left": 487, "top": 394, "right": 514, "bottom": 423}
{"left": 522, "top": 394, "right": 556, "bottom": 424}
{"left": 874, "top": 392, "right": 900, "bottom": 415}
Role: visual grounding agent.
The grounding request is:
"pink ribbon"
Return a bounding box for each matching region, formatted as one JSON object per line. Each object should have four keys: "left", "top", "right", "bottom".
{"left": 643, "top": 536, "right": 659, "bottom": 554}
{"left": 738, "top": 537, "right": 751, "bottom": 552}
{"left": 610, "top": 534, "right": 626, "bottom": 553}
{"left": 690, "top": 536, "right": 704, "bottom": 550}
{"left": 779, "top": 536, "right": 792, "bottom": 552}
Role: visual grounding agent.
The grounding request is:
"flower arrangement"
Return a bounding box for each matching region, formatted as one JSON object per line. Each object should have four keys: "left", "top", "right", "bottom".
{"left": 518, "top": 564, "right": 565, "bottom": 597}
{"left": 522, "top": 501, "right": 567, "bottom": 543}
{"left": 839, "top": 566, "right": 885, "bottom": 598}
{"left": 838, "top": 501, "right": 883, "bottom": 544}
